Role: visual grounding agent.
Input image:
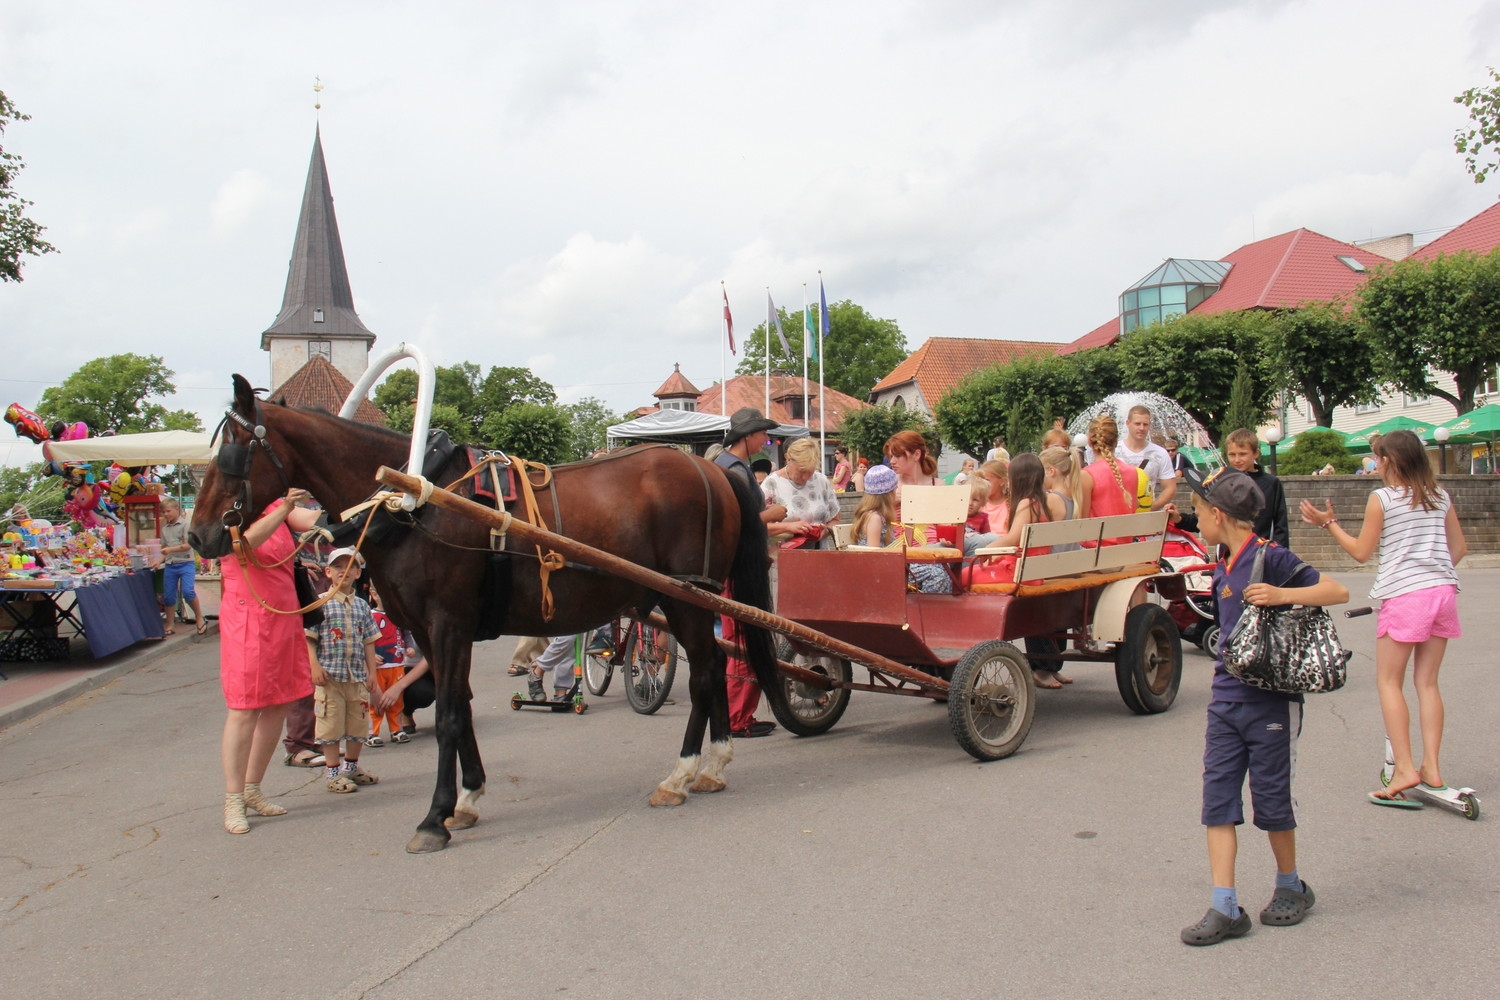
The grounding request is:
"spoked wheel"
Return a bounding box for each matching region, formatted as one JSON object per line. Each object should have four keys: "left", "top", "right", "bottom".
{"left": 768, "top": 636, "right": 852, "bottom": 737}
{"left": 947, "top": 640, "right": 1035, "bottom": 761}
{"left": 1196, "top": 623, "right": 1220, "bottom": 657}
{"left": 1114, "top": 603, "right": 1183, "bottom": 715}
{"left": 584, "top": 650, "right": 614, "bottom": 696}
{"left": 623, "top": 623, "right": 678, "bottom": 715}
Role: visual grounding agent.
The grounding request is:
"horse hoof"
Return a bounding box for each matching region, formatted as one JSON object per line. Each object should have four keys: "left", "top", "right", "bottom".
{"left": 689, "top": 775, "right": 726, "bottom": 794}
{"left": 406, "top": 830, "right": 451, "bottom": 854}
{"left": 648, "top": 787, "right": 688, "bottom": 807}
{"left": 444, "top": 808, "right": 480, "bottom": 830}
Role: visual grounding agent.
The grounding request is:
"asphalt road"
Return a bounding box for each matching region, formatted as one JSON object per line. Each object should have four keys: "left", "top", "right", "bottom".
{"left": 2, "top": 571, "right": 1497, "bottom": 1000}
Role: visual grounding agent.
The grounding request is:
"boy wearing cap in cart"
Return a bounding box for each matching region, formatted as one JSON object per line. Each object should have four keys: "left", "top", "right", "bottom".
{"left": 307, "top": 547, "right": 383, "bottom": 793}
{"left": 1178, "top": 466, "right": 1347, "bottom": 946}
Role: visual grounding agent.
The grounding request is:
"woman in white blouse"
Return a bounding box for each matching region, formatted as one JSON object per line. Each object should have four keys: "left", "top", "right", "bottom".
{"left": 761, "top": 437, "right": 842, "bottom": 547}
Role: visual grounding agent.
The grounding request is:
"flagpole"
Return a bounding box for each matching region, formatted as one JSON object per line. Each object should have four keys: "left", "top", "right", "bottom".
{"left": 818, "top": 272, "right": 827, "bottom": 458}
{"left": 764, "top": 286, "right": 771, "bottom": 416}
{"left": 801, "top": 282, "right": 809, "bottom": 439}
{"left": 720, "top": 282, "right": 729, "bottom": 416}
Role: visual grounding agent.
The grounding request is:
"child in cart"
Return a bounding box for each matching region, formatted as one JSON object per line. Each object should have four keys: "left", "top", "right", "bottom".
{"left": 1178, "top": 467, "right": 1347, "bottom": 946}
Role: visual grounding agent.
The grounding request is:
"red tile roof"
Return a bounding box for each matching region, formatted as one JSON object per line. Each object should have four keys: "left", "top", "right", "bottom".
{"left": 1057, "top": 229, "right": 1390, "bottom": 353}
{"left": 1412, "top": 200, "right": 1500, "bottom": 260}
{"left": 1056, "top": 316, "right": 1122, "bottom": 356}
{"left": 694, "top": 374, "right": 868, "bottom": 435}
{"left": 268, "top": 355, "right": 387, "bottom": 426}
{"left": 1195, "top": 229, "right": 1389, "bottom": 314}
{"left": 870, "top": 337, "right": 1059, "bottom": 406}
{"left": 652, "top": 363, "right": 701, "bottom": 399}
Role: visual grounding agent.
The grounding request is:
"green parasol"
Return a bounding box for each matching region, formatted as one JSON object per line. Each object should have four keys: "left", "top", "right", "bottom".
{"left": 1343, "top": 415, "right": 1437, "bottom": 451}
{"left": 1436, "top": 403, "right": 1500, "bottom": 443}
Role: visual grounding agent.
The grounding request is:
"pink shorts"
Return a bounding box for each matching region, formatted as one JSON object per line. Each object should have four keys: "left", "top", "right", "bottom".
{"left": 1376, "top": 584, "right": 1461, "bottom": 643}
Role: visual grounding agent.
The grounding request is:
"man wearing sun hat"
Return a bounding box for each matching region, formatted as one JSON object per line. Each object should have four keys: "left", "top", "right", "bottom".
{"left": 713, "top": 407, "right": 787, "bottom": 738}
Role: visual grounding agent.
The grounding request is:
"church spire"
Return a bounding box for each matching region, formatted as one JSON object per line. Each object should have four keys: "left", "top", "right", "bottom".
{"left": 261, "top": 125, "right": 374, "bottom": 388}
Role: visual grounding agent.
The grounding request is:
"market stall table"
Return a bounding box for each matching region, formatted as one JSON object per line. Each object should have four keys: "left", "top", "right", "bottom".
{"left": 0, "top": 572, "right": 163, "bottom": 661}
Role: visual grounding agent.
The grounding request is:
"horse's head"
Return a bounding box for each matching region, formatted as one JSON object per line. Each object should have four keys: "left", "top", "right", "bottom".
{"left": 189, "top": 375, "right": 297, "bottom": 559}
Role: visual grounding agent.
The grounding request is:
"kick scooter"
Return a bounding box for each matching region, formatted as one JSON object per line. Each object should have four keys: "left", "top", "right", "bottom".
{"left": 510, "top": 636, "right": 588, "bottom": 715}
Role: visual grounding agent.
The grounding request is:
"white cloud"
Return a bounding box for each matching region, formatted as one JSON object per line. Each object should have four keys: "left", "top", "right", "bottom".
{"left": 210, "top": 169, "right": 273, "bottom": 238}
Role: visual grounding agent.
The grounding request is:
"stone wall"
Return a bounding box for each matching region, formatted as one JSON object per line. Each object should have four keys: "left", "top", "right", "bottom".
{"left": 1282, "top": 475, "right": 1500, "bottom": 570}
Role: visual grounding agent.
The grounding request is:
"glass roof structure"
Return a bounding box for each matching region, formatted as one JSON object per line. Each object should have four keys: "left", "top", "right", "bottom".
{"left": 1119, "top": 258, "right": 1232, "bottom": 335}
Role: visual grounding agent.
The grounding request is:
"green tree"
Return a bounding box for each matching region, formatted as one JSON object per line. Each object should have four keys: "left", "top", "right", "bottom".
{"left": 1, "top": 464, "right": 66, "bottom": 525}
{"left": 0, "top": 92, "right": 56, "bottom": 282}
{"left": 562, "top": 396, "right": 619, "bottom": 460}
{"left": 483, "top": 403, "right": 573, "bottom": 465}
{"left": 374, "top": 363, "right": 557, "bottom": 439}
{"left": 1115, "top": 311, "right": 1276, "bottom": 433}
{"left": 1265, "top": 302, "right": 1380, "bottom": 427}
{"left": 1454, "top": 66, "right": 1500, "bottom": 185}
{"left": 936, "top": 349, "right": 1124, "bottom": 458}
{"left": 1357, "top": 249, "right": 1500, "bottom": 415}
{"left": 836, "top": 405, "right": 939, "bottom": 468}
{"left": 36, "top": 354, "right": 201, "bottom": 433}
{"left": 1277, "top": 429, "right": 1359, "bottom": 476}
{"left": 1219, "top": 360, "right": 1260, "bottom": 445}
{"left": 735, "top": 300, "right": 906, "bottom": 401}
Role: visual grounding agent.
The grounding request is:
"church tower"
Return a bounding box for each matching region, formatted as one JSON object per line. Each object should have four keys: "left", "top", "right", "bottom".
{"left": 261, "top": 126, "right": 375, "bottom": 389}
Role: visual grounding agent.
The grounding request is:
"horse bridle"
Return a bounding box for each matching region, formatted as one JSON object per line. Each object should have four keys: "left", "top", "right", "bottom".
{"left": 211, "top": 399, "right": 291, "bottom": 529}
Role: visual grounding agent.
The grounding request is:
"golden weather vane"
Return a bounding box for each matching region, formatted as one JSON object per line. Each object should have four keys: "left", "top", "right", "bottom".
{"left": 313, "top": 75, "right": 324, "bottom": 111}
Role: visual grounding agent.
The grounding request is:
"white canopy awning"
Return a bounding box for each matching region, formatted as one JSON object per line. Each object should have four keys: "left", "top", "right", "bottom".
{"left": 42, "top": 430, "right": 217, "bottom": 465}
{"left": 607, "top": 409, "right": 808, "bottom": 447}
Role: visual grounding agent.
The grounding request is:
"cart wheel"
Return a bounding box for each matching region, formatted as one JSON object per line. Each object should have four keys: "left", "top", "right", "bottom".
{"left": 510, "top": 694, "right": 523, "bottom": 711}
{"left": 947, "top": 640, "right": 1034, "bottom": 761}
{"left": 623, "top": 622, "right": 678, "bottom": 715}
{"left": 1114, "top": 604, "right": 1182, "bottom": 715}
{"left": 768, "top": 636, "right": 852, "bottom": 737}
{"left": 1196, "top": 623, "right": 1220, "bottom": 657}
{"left": 584, "top": 652, "right": 613, "bottom": 696}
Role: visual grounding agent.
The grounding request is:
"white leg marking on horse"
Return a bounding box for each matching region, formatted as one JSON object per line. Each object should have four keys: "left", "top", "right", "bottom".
{"left": 689, "top": 739, "right": 733, "bottom": 794}
{"left": 445, "top": 784, "right": 485, "bottom": 830}
{"left": 649, "top": 754, "right": 699, "bottom": 807}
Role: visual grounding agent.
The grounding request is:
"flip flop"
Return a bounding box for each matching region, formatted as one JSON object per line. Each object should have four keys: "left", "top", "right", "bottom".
{"left": 163, "top": 627, "right": 176, "bottom": 636}
{"left": 196, "top": 622, "right": 208, "bottom": 636}
{"left": 1368, "top": 790, "right": 1423, "bottom": 809}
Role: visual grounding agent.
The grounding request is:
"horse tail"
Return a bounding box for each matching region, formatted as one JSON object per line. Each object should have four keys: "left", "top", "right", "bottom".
{"left": 723, "top": 469, "right": 779, "bottom": 695}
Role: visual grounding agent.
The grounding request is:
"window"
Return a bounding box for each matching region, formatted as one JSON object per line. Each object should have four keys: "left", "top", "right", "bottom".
{"left": 309, "top": 340, "right": 331, "bottom": 362}
{"left": 1354, "top": 397, "right": 1381, "bottom": 415}
{"left": 1118, "top": 259, "right": 1230, "bottom": 336}
{"left": 1336, "top": 255, "right": 1368, "bottom": 273}
{"left": 1403, "top": 391, "right": 1431, "bottom": 407}
{"left": 313, "top": 308, "right": 325, "bottom": 323}
{"left": 1484, "top": 365, "right": 1499, "bottom": 397}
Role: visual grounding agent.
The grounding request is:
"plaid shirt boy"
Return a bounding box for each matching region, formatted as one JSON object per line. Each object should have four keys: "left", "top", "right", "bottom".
{"left": 306, "top": 591, "right": 380, "bottom": 683}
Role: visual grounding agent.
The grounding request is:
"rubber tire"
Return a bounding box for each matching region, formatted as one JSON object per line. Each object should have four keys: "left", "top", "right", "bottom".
{"left": 623, "top": 624, "right": 678, "bottom": 715}
{"left": 1114, "top": 603, "right": 1183, "bottom": 715}
{"left": 1197, "top": 623, "right": 1220, "bottom": 658}
{"left": 947, "top": 640, "right": 1035, "bottom": 761}
{"left": 767, "top": 636, "right": 852, "bottom": 737}
{"left": 584, "top": 652, "right": 613, "bottom": 696}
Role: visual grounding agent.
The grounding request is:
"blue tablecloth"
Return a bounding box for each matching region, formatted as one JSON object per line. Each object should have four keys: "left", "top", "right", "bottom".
{"left": 72, "top": 572, "right": 164, "bottom": 658}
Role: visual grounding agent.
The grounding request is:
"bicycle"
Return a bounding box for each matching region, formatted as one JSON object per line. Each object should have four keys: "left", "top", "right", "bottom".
{"left": 583, "top": 614, "right": 678, "bottom": 715}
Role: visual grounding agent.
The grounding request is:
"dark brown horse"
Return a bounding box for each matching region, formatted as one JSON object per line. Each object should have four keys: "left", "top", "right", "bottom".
{"left": 190, "top": 375, "right": 778, "bottom": 853}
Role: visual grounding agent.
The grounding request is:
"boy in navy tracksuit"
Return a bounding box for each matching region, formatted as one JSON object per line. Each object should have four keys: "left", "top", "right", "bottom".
{"left": 1178, "top": 467, "right": 1348, "bottom": 946}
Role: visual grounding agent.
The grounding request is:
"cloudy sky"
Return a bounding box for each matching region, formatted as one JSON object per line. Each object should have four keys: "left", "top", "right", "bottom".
{"left": 2, "top": 0, "right": 1498, "bottom": 466}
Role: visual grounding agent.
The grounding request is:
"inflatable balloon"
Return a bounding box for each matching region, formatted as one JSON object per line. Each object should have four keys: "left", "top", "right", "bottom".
{"left": 4, "top": 403, "right": 50, "bottom": 443}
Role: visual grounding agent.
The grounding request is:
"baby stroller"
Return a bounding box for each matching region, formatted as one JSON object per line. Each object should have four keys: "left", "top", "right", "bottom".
{"left": 1160, "top": 526, "right": 1218, "bottom": 654}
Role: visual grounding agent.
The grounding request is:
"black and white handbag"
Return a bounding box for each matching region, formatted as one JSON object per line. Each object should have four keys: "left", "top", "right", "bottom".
{"left": 1223, "top": 546, "right": 1350, "bottom": 695}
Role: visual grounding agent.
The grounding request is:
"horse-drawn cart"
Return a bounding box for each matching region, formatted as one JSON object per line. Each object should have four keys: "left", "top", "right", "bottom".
{"left": 373, "top": 467, "right": 1187, "bottom": 764}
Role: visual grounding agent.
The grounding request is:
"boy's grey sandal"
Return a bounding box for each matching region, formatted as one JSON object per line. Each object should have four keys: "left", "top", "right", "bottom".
{"left": 1259, "top": 883, "right": 1315, "bottom": 926}
{"left": 1180, "top": 906, "right": 1251, "bottom": 945}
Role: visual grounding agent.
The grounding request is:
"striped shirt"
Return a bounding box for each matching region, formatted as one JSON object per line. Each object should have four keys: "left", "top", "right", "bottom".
{"left": 1369, "top": 486, "right": 1458, "bottom": 600}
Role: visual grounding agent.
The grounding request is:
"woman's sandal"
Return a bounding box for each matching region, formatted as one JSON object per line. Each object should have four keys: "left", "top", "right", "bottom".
{"left": 224, "top": 792, "right": 250, "bottom": 834}
{"left": 163, "top": 627, "right": 176, "bottom": 636}
{"left": 243, "top": 782, "right": 286, "bottom": 817}
{"left": 196, "top": 621, "right": 208, "bottom": 636}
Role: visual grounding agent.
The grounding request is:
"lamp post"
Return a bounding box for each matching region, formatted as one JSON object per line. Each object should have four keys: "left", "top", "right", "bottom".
{"left": 1265, "top": 427, "right": 1283, "bottom": 477}
{"left": 1434, "top": 425, "right": 1451, "bottom": 475}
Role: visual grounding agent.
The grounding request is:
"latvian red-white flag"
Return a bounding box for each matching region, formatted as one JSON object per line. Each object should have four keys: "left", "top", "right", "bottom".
{"left": 723, "top": 287, "right": 736, "bottom": 354}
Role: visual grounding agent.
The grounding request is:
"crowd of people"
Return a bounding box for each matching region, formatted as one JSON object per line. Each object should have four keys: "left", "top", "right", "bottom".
{"left": 201, "top": 402, "right": 1472, "bottom": 959}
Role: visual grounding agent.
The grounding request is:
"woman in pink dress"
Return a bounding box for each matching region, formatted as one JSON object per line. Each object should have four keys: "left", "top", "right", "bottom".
{"left": 218, "top": 487, "right": 321, "bottom": 834}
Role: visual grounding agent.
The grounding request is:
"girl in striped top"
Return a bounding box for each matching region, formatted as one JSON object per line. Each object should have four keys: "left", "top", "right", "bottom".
{"left": 1300, "top": 430, "right": 1468, "bottom": 804}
